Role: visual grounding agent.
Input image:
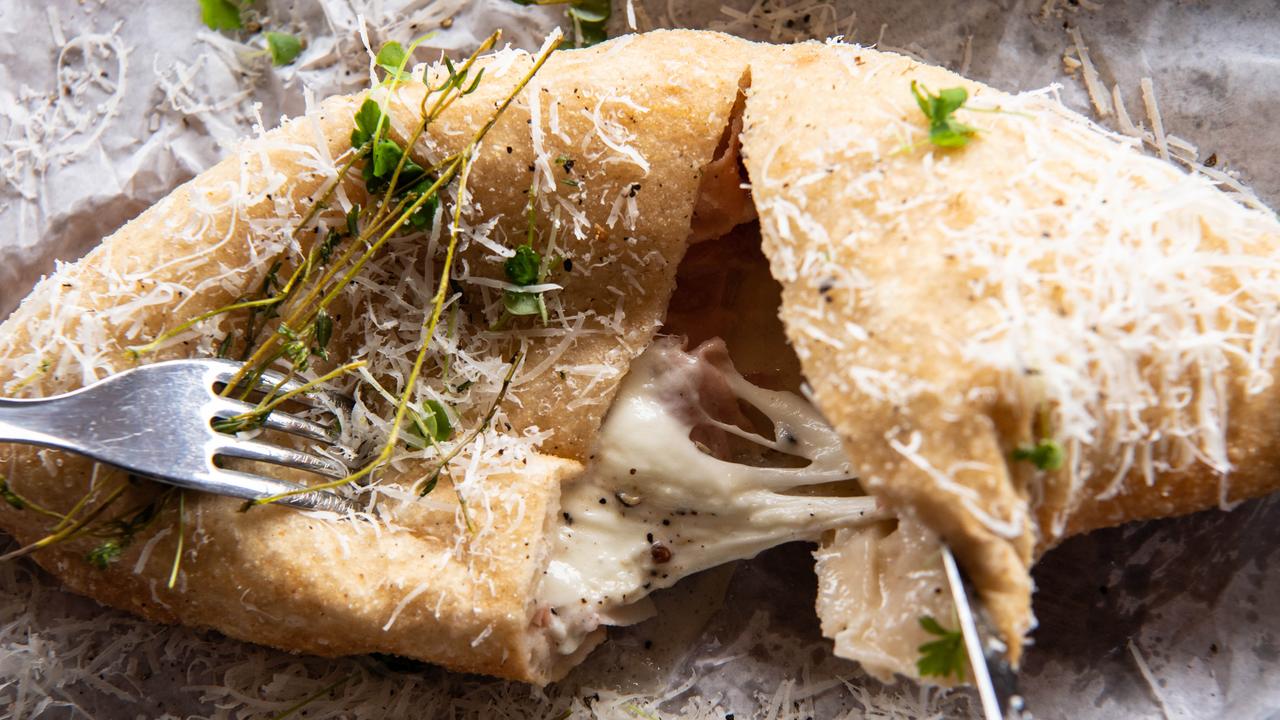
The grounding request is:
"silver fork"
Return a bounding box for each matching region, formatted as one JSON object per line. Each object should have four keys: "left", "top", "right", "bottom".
{"left": 0, "top": 359, "right": 355, "bottom": 513}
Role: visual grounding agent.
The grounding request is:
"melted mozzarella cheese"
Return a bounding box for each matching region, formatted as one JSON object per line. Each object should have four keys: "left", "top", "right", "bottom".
{"left": 537, "top": 338, "right": 883, "bottom": 654}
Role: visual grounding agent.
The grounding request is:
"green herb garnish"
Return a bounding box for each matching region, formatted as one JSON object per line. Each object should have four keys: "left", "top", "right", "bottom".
{"left": 312, "top": 308, "right": 334, "bottom": 356}
{"left": 266, "top": 32, "right": 303, "bottom": 66}
{"left": 512, "top": 0, "right": 610, "bottom": 47}
{"left": 916, "top": 615, "right": 967, "bottom": 681}
{"left": 82, "top": 487, "right": 180, "bottom": 570}
{"left": 350, "top": 98, "right": 385, "bottom": 149}
{"left": 406, "top": 398, "right": 454, "bottom": 449}
{"left": 1012, "top": 438, "right": 1064, "bottom": 471}
{"left": 87, "top": 539, "right": 123, "bottom": 570}
{"left": 198, "top": 0, "right": 242, "bottom": 31}
{"left": 503, "top": 244, "right": 548, "bottom": 321}
{"left": 505, "top": 244, "right": 542, "bottom": 285}
{"left": 242, "top": 32, "right": 562, "bottom": 510}
{"left": 0, "top": 478, "right": 25, "bottom": 510}
{"left": 167, "top": 491, "right": 186, "bottom": 589}
{"left": 375, "top": 41, "right": 409, "bottom": 79}
{"left": 910, "top": 81, "right": 978, "bottom": 149}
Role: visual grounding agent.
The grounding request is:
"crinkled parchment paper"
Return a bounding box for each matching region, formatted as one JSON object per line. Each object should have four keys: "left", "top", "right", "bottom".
{"left": 0, "top": 1, "right": 1276, "bottom": 718}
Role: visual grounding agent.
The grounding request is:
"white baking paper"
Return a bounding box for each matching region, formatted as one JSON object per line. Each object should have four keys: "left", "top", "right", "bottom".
{"left": 0, "top": 1, "right": 1276, "bottom": 718}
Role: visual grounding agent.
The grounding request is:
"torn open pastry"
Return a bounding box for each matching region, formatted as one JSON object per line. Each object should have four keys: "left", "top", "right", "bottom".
{"left": 1, "top": 29, "right": 1278, "bottom": 688}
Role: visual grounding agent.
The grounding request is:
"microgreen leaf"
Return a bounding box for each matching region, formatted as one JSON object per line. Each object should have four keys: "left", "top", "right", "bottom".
{"left": 198, "top": 0, "right": 242, "bottom": 31}
{"left": 375, "top": 41, "right": 408, "bottom": 78}
{"left": 371, "top": 139, "right": 403, "bottom": 178}
{"left": 910, "top": 80, "right": 978, "bottom": 149}
{"left": 1012, "top": 438, "right": 1065, "bottom": 471}
{"left": 568, "top": 0, "right": 610, "bottom": 46}
{"left": 916, "top": 615, "right": 967, "bottom": 681}
{"left": 351, "top": 99, "right": 384, "bottom": 148}
{"left": 504, "top": 244, "right": 542, "bottom": 286}
{"left": 266, "top": 32, "right": 303, "bottom": 66}
{"left": 510, "top": 0, "right": 610, "bottom": 47}
{"left": 407, "top": 190, "right": 439, "bottom": 229}
{"left": 503, "top": 291, "right": 545, "bottom": 318}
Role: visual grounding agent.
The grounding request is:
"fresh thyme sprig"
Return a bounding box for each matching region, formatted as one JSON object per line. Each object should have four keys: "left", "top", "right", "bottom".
{"left": 246, "top": 31, "right": 563, "bottom": 508}
{"left": 0, "top": 481, "right": 130, "bottom": 563}
{"left": 220, "top": 32, "right": 503, "bottom": 396}
{"left": 86, "top": 486, "right": 178, "bottom": 570}
{"left": 916, "top": 615, "right": 967, "bottom": 681}
{"left": 414, "top": 352, "right": 522, "bottom": 499}
{"left": 212, "top": 361, "right": 365, "bottom": 435}
{"left": 0, "top": 475, "right": 67, "bottom": 520}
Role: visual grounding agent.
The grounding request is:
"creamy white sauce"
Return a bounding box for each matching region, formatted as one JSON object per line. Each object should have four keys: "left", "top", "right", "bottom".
{"left": 537, "top": 338, "right": 882, "bottom": 654}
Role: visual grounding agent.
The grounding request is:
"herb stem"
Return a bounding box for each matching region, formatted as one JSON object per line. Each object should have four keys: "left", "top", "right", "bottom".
{"left": 219, "top": 360, "right": 366, "bottom": 428}
{"left": 414, "top": 351, "right": 522, "bottom": 498}
{"left": 167, "top": 491, "right": 185, "bottom": 589}
{"left": 0, "top": 481, "right": 129, "bottom": 563}
{"left": 0, "top": 476, "right": 69, "bottom": 521}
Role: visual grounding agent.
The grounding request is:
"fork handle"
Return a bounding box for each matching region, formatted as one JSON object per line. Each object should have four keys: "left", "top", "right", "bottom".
{"left": 0, "top": 397, "right": 75, "bottom": 449}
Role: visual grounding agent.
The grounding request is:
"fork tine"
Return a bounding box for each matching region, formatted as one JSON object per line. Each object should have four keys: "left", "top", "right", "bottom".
{"left": 222, "top": 366, "right": 355, "bottom": 410}
{"left": 216, "top": 440, "right": 349, "bottom": 479}
{"left": 260, "top": 412, "right": 335, "bottom": 443}
{"left": 211, "top": 398, "right": 334, "bottom": 443}
{"left": 205, "top": 469, "right": 356, "bottom": 513}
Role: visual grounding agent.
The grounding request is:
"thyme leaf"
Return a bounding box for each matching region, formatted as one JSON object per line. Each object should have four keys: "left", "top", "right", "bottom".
{"left": 0, "top": 478, "right": 25, "bottom": 510}
{"left": 916, "top": 615, "right": 967, "bottom": 681}
{"left": 312, "top": 309, "right": 334, "bottom": 355}
{"left": 406, "top": 398, "right": 454, "bottom": 448}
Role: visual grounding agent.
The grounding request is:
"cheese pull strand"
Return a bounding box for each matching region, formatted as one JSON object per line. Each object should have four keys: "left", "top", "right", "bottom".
{"left": 537, "top": 338, "right": 883, "bottom": 655}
